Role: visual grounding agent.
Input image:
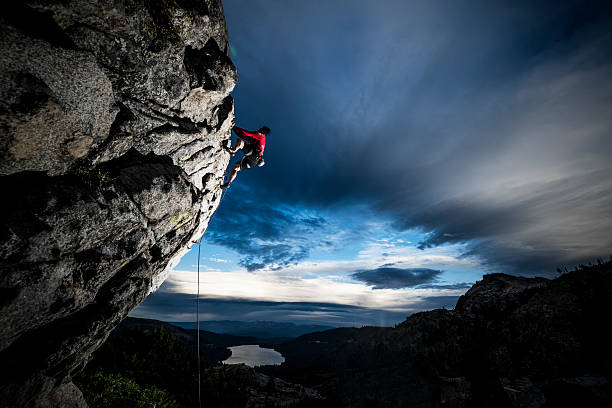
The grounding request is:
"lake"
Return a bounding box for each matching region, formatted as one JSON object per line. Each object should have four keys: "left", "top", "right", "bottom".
{"left": 222, "top": 344, "right": 285, "bottom": 367}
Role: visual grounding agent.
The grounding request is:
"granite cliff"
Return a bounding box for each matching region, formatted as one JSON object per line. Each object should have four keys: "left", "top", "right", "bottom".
{"left": 0, "top": 1, "right": 235, "bottom": 406}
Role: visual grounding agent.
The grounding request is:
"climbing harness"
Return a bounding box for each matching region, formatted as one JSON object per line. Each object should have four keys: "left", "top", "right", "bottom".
{"left": 193, "top": 186, "right": 227, "bottom": 408}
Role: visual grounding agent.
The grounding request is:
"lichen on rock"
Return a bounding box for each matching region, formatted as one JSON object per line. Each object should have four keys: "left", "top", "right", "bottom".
{"left": 0, "top": 1, "right": 235, "bottom": 406}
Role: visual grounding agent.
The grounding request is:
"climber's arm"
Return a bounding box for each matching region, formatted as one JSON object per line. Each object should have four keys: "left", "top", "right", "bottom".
{"left": 233, "top": 126, "right": 258, "bottom": 144}
{"left": 232, "top": 126, "right": 258, "bottom": 140}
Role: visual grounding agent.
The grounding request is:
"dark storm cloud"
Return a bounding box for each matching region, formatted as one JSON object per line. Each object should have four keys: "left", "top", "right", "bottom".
{"left": 351, "top": 267, "right": 442, "bottom": 289}
{"left": 132, "top": 281, "right": 411, "bottom": 326}
{"left": 221, "top": 0, "right": 612, "bottom": 275}
{"left": 206, "top": 185, "right": 328, "bottom": 270}
{"left": 395, "top": 169, "right": 612, "bottom": 274}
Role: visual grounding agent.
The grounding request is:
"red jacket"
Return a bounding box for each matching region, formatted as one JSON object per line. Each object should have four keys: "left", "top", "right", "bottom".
{"left": 233, "top": 126, "right": 265, "bottom": 157}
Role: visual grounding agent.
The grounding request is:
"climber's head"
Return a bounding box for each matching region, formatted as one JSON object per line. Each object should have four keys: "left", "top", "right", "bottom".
{"left": 258, "top": 126, "right": 270, "bottom": 135}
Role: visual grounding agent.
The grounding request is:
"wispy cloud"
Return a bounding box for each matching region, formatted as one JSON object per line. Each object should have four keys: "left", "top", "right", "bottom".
{"left": 133, "top": 278, "right": 464, "bottom": 326}
{"left": 205, "top": 186, "right": 340, "bottom": 271}
{"left": 208, "top": 257, "right": 229, "bottom": 263}
{"left": 166, "top": 269, "right": 466, "bottom": 313}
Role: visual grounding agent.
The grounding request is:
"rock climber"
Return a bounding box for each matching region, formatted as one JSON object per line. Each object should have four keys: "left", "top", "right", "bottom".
{"left": 220, "top": 125, "right": 270, "bottom": 189}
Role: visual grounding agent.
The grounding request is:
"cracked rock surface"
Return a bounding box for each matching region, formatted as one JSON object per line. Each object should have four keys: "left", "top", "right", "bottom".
{"left": 0, "top": 1, "right": 235, "bottom": 406}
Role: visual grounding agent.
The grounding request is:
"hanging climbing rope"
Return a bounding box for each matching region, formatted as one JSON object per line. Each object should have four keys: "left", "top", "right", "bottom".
{"left": 196, "top": 237, "right": 202, "bottom": 408}
{"left": 193, "top": 186, "right": 227, "bottom": 408}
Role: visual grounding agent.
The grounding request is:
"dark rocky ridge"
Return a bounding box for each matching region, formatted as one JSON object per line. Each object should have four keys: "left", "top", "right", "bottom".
{"left": 0, "top": 1, "right": 235, "bottom": 406}
{"left": 265, "top": 263, "right": 612, "bottom": 407}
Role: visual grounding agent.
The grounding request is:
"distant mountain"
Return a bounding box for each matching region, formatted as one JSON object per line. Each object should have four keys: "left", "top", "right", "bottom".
{"left": 116, "top": 317, "right": 257, "bottom": 363}
{"left": 170, "top": 320, "right": 334, "bottom": 340}
{"left": 261, "top": 262, "right": 612, "bottom": 407}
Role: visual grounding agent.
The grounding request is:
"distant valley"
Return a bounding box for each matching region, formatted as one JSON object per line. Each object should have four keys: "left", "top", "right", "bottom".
{"left": 79, "top": 261, "right": 612, "bottom": 407}
{"left": 169, "top": 320, "right": 334, "bottom": 340}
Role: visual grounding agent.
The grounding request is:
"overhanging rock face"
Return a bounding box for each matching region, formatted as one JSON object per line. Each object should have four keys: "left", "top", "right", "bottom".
{"left": 0, "top": 1, "right": 235, "bottom": 405}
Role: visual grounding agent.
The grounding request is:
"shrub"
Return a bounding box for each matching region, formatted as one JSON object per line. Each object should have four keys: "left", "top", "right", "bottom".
{"left": 77, "top": 371, "right": 176, "bottom": 408}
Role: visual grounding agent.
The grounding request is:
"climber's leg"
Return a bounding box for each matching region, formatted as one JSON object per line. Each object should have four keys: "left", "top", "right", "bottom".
{"left": 229, "top": 138, "right": 245, "bottom": 154}
{"left": 220, "top": 162, "right": 241, "bottom": 189}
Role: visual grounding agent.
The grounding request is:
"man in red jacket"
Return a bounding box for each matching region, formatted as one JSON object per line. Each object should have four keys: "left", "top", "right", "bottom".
{"left": 220, "top": 125, "right": 270, "bottom": 189}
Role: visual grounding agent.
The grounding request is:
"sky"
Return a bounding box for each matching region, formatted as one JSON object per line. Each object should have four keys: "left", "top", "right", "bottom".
{"left": 132, "top": 0, "right": 612, "bottom": 327}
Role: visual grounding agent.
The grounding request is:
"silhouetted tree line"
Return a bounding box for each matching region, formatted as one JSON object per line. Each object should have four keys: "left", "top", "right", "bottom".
{"left": 557, "top": 256, "right": 612, "bottom": 274}
{"left": 75, "top": 328, "right": 247, "bottom": 408}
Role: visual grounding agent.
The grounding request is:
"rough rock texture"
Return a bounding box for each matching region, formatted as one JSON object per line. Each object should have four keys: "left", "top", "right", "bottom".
{"left": 0, "top": 1, "right": 235, "bottom": 406}
{"left": 217, "top": 364, "right": 323, "bottom": 408}
{"left": 267, "top": 263, "right": 612, "bottom": 407}
{"left": 33, "top": 382, "right": 88, "bottom": 408}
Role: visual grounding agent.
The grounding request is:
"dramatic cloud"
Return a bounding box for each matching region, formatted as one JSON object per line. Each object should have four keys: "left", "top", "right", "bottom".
{"left": 351, "top": 267, "right": 442, "bottom": 289}
{"left": 220, "top": 0, "right": 612, "bottom": 274}
{"left": 394, "top": 170, "right": 612, "bottom": 274}
{"left": 141, "top": 1, "right": 612, "bottom": 326}
{"left": 205, "top": 184, "right": 333, "bottom": 271}
{"left": 133, "top": 290, "right": 408, "bottom": 327}
{"left": 132, "top": 279, "right": 463, "bottom": 327}
{"left": 165, "top": 268, "right": 467, "bottom": 311}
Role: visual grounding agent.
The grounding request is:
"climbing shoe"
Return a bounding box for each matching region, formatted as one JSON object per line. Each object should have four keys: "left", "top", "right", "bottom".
{"left": 223, "top": 140, "right": 235, "bottom": 156}
{"left": 220, "top": 182, "right": 230, "bottom": 190}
